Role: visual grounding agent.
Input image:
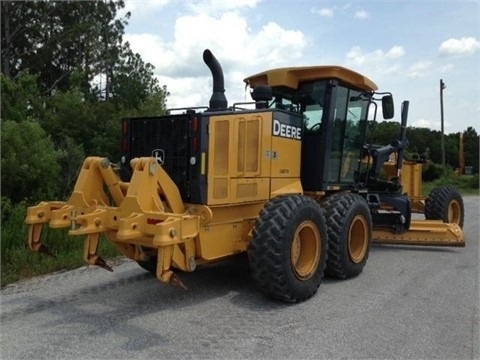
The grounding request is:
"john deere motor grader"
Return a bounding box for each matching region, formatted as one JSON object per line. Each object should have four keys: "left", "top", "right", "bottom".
{"left": 25, "top": 49, "right": 465, "bottom": 302}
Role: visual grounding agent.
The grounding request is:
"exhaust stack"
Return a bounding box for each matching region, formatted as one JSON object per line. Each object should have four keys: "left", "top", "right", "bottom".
{"left": 203, "top": 49, "right": 228, "bottom": 111}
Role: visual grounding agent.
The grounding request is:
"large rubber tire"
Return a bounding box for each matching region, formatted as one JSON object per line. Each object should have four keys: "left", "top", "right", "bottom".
{"left": 248, "top": 195, "right": 328, "bottom": 303}
{"left": 323, "top": 192, "right": 372, "bottom": 279}
{"left": 425, "top": 186, "right": 464, "bottom": 228}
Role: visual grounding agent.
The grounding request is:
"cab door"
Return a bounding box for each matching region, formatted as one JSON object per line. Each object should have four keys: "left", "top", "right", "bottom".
{"left": 328, "top": 86, "right": 368, "bottom": 184}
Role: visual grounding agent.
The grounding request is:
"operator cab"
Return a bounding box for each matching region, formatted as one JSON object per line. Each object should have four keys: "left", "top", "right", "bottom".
{"left": 245, "top": 66, "right": 393, "bottom": 192}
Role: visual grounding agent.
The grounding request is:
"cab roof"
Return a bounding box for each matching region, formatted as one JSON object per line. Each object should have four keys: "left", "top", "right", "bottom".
{"left": 244, "top": 65, "right": 378, "bottom": 92}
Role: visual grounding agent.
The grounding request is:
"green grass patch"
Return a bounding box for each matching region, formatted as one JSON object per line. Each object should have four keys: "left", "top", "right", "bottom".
{"left": 423, "top": 173, "right": 479, "bottom": 196}
{"left": 1, "top": 202, "right": 120, "bottom": 288}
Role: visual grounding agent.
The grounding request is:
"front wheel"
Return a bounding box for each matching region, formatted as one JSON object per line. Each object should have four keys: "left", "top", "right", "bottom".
{"left": 322, "top": 192, "right": 372, "bottom": 279}
{"left": 425, "top": 186, "right": 464, "bottom": 227}
{"left": 248, "top": 195, "right": 328, "bottom": 303}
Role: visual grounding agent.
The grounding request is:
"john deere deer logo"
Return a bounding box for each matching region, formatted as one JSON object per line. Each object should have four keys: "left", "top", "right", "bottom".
{"left": 152, "top": 149, "right": 165, "bottom": 165}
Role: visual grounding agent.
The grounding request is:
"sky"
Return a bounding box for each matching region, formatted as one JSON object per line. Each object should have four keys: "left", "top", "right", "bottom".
{"left": 121, "top": 0, "right": 479, "bottom": 134}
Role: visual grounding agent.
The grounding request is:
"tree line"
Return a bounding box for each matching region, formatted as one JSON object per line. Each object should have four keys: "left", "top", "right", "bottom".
{"left": 1, "top": 1, "right": 168, "bottom": 217}
{"left": 370, "top": 121, "right": 479, "bottom": 179}
{"left": 1, "top": 1, "right": 478, "bottom": 221}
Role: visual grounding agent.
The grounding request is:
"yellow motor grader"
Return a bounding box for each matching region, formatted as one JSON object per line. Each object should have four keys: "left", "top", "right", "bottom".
{"left": 25, "top": 49, "right": 465, "bottom": 302}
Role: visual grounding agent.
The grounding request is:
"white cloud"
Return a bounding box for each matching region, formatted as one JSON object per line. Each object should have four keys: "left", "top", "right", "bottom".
{"left": 312, "top": 5, "right": 370, "bottom": 20}
{"left": 439, "top": 37, "right": 480, "bottom": 57}
{"left": 346, "top": 45, "right": 405, "bottom": 67}
{"left": 439, "top": 63, "right": 454, "bottom": 72}
{"left": 157, "top": 76, "right": 208, "bottom": 109}
{"left": 187, "top": 0, "right": 259, "bottom": 15}
{"left": 383, "top": 64, "right": 402, "bottom": 76}
{"left": 408, "top": 60, "right": 433, "bottom": 78}
{"left": 124, "top": 33, "right": 173, "bottom": 70}
{"left": 311, "top": 7, "right": 334, "bottom": 17}
{"left": 172, "top": 12, "right": 250, "bottom": 67}
{"left": 354, "top": 10, "right": 369, "bottom": 19}
{"left": 125, "top": 10, "right": 306, "bottom": 108}
{"left": 410, "top": 118, "right": 452, "bottom": 131}
{"left": 385, "top": 45, "right": 405, "bottom": 59}
{"left": 411, "top": 118, "right": 433, "bottom": 128}
{"left": 123, "top": 0, "right": 170, "bottom": 17}
{"left": 249, "top": 22, "right": 306, "bottom": 66}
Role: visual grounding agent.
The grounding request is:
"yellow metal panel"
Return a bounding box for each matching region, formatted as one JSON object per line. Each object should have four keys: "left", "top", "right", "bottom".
{"left": 372, "top": 220, "right": 464, "bottom": 247}
{"left": 244, "top": 66, "right": 378, "bottom": 92}
{"left": 237, "top": 183, "right": 257, "bottom": 197}
{"left": 245, "top": 119, "right": 260, "bottom": 173}
{"left": 232, "top": 178, "right": 269, "bottom": 202}
{"left": 235, "top": 117, "right": 261, "bottom": 176}
{"left": 209, "top": 178, "right": 270, "bottom": 205}
{"left": 259, "top": 114, "right": 273, "bottom": 177}
{"left": 213, "top": 178, "right": 228, "bottom": 199}
{"left": 237, "top": 120, "right": 246, "bottom": 172}
{"left": 401, "top": 161, "right": 423, "bottom": 197}
{"left": 270, "top": 178, "right": 303, "bottom": 197}
{"left": 196, "top": 222, "right": 244, "bottom": 260}
{"left": 270, "top": 135, "right": 301, "bottom": 177}
{"left": 208, "top": 116, "right": 232, "bottom": 203}
{"left": 381, "top": 155, "right": 423, "bottom": 198}
{"left": 194, "top": 203, "right": 264, "bottom": 260}
{"left": 208, "top": 112, "right": 273, "bottom": 205}
{"left": 213, "top": 120, "right": 229, "bottom": 175}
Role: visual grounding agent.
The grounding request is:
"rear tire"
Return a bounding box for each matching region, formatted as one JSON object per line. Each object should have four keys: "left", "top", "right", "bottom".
{"left": 248, "top": 195, "right": 327, "bottom": 303}
{"left": 323, "top": 192, "right": 372, "bottom": 279}
{"left": 425, "top": 186, "right": 464, "bottom": 227}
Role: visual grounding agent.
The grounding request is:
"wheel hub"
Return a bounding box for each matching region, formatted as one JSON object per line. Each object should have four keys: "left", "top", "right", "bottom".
{"left": 291, "top": 220, "right": 321, "bottom": 280}
{"left": 348, "top": 215, "right": 368, "bottom": 264}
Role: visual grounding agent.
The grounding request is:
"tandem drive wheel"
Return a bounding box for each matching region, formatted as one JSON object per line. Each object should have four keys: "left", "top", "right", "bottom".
{"left": 248, "top": 195, "right": 327, "bottom": 303}
{"left": 322, "top": 192, "right": 372, "bottom": 279}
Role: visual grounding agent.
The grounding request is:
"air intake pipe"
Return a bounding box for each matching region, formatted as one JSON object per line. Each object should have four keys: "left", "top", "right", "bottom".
{"left": 203, "top": 49, "right": 228, "bottom": 111}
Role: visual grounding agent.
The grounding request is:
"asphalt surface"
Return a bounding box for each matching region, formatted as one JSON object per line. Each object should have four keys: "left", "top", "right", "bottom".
{"left": 1, "top": 196, "right": 479, "bottom": 360}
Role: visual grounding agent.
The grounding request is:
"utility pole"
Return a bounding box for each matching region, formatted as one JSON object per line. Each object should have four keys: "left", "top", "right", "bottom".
{"left": 440, "top": 79, "right": 446, "bottom": 173}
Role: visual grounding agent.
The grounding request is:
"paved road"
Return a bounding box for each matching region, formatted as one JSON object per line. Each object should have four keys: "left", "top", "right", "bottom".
{"left": 1, "top": 196, "right": 478, "bottom": 360}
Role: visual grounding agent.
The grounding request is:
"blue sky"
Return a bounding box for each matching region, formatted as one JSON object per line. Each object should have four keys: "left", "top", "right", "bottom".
{"left": 122, "top": 0, "right": 479, "bottom": 134}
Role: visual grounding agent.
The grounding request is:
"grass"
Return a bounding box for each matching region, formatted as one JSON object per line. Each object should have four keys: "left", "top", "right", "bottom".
{"left": 422, "top": 174, "right": 479, "bottom": 196}
{"left": 1, "top": 202, "right": 120, "bottom": 288}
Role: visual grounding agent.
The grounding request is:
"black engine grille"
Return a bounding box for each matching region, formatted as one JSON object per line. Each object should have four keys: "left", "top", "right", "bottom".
{"left": 125, "top": 114, "right": 191, "bottom": 199}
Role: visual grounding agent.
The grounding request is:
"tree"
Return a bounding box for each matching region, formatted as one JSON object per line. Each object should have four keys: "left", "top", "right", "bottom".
{"left": 404, "top": 127, "right": 437, "bottom": 159}
{"left": 0, "top": 2, "right": 45, "bottom": 78}
{"left": 0, "top": 72, "right": 44, "bottom": 122}
{"left": 370, "top": 121, "right": 400, "bottom": 145}
{"left": 1, "top": 120, "right": 60, "bottom": 204}
{"left": 1, "top": 1, "right": 131, "bottom": 97}
{"left": 1, "top": 0, "right": 167, "bottom": 111}
{"left": 109, "top": 47, "right": 161, "bottom": 109}
{"left": 367, "top": 121, "right": 479, "bottom": 175}
{"left": 463, "top": 127, "right": 479, "bottom": 173}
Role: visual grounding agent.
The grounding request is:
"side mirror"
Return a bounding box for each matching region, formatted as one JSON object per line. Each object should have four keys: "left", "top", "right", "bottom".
{"left": 382, "top": 95, "right": 394, "bottom": 119}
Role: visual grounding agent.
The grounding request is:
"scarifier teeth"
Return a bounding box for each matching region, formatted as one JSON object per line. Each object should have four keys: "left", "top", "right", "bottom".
{"left": 170, "top": 273, "right": 188, "bottom": 291}
{"left": 94, "top": 257, "right": 113, "bottom": 272}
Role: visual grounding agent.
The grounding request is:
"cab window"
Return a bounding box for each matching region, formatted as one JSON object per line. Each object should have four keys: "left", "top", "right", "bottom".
{"left": 329, "top": 86, "right": 369, "bottom": 182}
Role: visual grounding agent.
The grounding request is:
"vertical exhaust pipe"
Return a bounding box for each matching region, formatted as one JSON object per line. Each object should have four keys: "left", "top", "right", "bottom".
{"left": 203, "top": 49, "right": 228, "bottom": 110}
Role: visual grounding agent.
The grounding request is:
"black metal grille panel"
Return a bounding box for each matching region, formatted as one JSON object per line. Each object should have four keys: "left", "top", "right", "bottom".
{"left": 128, "top": 115, "right": 191, "bottom": 198}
